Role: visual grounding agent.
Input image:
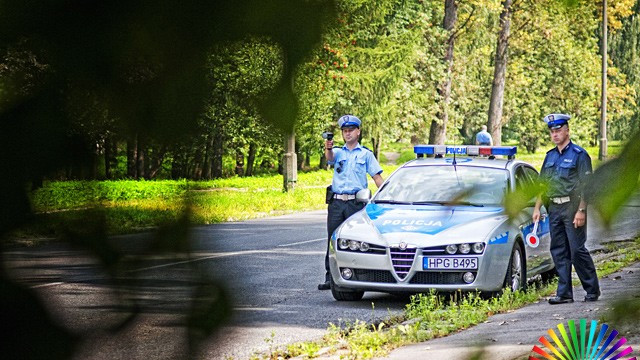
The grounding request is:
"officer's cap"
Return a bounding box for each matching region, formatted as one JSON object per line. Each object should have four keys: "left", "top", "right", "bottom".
{"left": 338, "top": 115, "right": 361, "bottom": 129}
{"left": 543, "top": 113, "right": 570, "bottom": 129}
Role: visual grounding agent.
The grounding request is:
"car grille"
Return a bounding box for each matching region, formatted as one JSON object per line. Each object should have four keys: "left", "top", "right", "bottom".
{"left": 409, "top": 271, "right": 475, "bottom": 285}
{"left": 352, "top": 269, "right": 395, "bottom": 283}
{"left": 421, "top": 245, "right": 447, "bottom": 255}
{"left": 389, "top": 247, "right": 417, "bottom": 279}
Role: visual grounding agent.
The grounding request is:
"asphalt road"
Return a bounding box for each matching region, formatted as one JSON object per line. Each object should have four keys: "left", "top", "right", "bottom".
{"left": 3, "top": 197, "right": 640, "bottom": 360}
{"left": 2, "top": 210, "right": 408, "bottom": 360}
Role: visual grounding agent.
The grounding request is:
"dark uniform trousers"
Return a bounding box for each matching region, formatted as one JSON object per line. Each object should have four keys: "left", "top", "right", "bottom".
{"left": 324, "top": 198, "right": 365, "bottom": 282}
{"left": 548, "top": 201, "right": 599, "bottom": 299}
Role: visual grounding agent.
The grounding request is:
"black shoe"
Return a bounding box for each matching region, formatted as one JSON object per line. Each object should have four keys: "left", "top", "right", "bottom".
{"left": 317, "top": 281, "right": 330, "bottom": 290}
{"left": 584, "top": 293, "right": 600, "bottom": 302}
{"left": 548, "top": 296, "right": 574, "bottom": 305}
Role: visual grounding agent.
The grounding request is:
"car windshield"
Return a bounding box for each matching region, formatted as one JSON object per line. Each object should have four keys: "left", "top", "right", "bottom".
{"left": 374, "top": 165, "right": 509, "bottom": 206}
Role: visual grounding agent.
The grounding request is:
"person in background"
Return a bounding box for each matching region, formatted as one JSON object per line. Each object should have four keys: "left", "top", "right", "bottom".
{"left": 318, "top": 114, "right": 384, "bottom": 290}
{"left": 475, "top": 125, "right": 493, "bottom": 146}
{"left": 532, "top": 113, "right": 600, "bottom": 304}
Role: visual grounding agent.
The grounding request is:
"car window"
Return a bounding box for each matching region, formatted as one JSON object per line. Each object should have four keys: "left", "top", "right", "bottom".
{"left": 523, "top": 166, "right": 539, "bottom": 180}
{"left": 514, "top": 166, "right": 529, "bottom": 189}
{"left": 374, "top": 165, "right": 509, "bottom": 206}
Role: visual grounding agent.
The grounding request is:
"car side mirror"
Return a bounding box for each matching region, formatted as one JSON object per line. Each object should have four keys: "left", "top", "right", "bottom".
{"left": 355, "top": 188, "right": 371, "bottom": 203}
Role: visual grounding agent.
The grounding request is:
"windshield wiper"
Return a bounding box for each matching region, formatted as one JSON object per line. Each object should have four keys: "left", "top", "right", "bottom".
{"left": 411, "top": 201, "right": 448, "bottom": 206}
{"left": 373, "top": 200, "right": 414, "bottom": 205}
{"left": 412, "top": 200, "right": 485, "bottom": 207}
{"left": 452, "top": 201, "right": 485, "bottom": 207}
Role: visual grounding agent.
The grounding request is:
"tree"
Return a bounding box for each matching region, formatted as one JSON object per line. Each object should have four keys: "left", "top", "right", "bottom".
{"left": 429, "top": 0, "right": 459, "bottom": 145}
{"left": 487, "top": 0, "right": 515, "bottom": 145}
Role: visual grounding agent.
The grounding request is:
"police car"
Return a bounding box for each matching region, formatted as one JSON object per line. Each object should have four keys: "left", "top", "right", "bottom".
{"left": 328, "top": 145, "right": 553, "bottom": 301}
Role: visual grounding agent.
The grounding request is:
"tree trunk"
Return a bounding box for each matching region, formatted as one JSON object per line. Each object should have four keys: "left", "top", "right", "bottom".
{"left": 136, "top": 136, "right": 146, "bottom": 180}
{"left": 245, "top": 143, "right": 256, "bottom": 176}
{"left": 127, "top": 136, "right": 137, "bottom": 178}
{"left": 304, "top": 149, "right": 311, "bottom": 168}
{"left": 235, "top": 148, "right": 245, "bottom": 176}
{"left": 104, "top": 137, "right": 112, "bottom": 179}
{"left": 147, "top": 146, "right": 167, "bottom": 179}
{"left": 193, "top": 146, "right": 203, "bottom": 180}
{"left": 487, "top": 0, "right": 514, "bottom": 146}
{"left": 319, "top": 153, "right": 327, "bottom": 170}
{"left": 429, "top": 0, "right": 457, "bottom": 145}
{"left": 212, "top": 130, "right": 223, "bottom": 178}
{"left": 171, "top": 148, "right": 184, "bottom": 179}
{"left": 90, "top": 142, "right": 99, "bottom": 180}
{"left": 371, "top": 130, "right": 382, "bottom": 160}
{"left": 203, "top": 133, "right": 213, "bottom": 180}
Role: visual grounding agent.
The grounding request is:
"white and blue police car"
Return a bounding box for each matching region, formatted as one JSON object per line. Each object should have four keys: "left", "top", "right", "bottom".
{"left": 328, "top": 145, "right": 553, "bottom": 301}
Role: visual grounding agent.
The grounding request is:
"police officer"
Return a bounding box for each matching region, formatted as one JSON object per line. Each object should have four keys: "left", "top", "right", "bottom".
{"left": 533, "top": 113, "right": 600, "bottom": 304}
{"left": 318, "top": 115, "right": 384, "bottom": 290}
{"left": 475, "top": 125, "right": 493, "bottom": 146}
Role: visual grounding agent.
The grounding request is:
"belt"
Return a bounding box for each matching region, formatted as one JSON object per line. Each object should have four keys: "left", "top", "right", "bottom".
{"left": 550, "top": 196, "right": 571, "bottom": 204}
{"left": 333, "top": 194, "right": 356, "bottom": 201}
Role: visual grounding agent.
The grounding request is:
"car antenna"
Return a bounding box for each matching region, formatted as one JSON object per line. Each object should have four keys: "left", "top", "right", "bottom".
{"left": 452, "top": 150, "right": 461, "bottom": 186}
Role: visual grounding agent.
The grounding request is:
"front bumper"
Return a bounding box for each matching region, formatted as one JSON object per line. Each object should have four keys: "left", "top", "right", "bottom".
{"left": 329, "top": 242, "right": 509, "bottom": 293}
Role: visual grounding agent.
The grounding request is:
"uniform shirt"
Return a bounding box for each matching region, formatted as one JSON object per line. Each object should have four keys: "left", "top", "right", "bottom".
{"left": 328, "top": 143, "right": 383, "bottom": 194}
{"left": 540, "top": 141, "right": 592, "bottom": 198}
{"left": 475, "top": 130, "right": 492, "bottom": 145}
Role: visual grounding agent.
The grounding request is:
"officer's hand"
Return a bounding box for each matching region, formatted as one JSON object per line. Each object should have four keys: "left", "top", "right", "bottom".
{"left": 573, "top": 211, "right": 586, "bottom": 228}
{"left": 325, "top": 140, "right": 333, "bottom": 150}
{"left": 532, "top": 209, "right": 540, "bottom": 223}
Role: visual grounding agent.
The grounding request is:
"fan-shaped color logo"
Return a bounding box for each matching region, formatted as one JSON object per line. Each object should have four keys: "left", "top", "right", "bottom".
{"left": 530, "top": 319, "right": 637, "bottom": 360}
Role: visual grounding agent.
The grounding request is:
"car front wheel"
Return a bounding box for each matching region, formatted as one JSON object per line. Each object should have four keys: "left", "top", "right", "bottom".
{"left": 330, "top": 277, "right": 364, "bottom": 301}
{"left": 504, "top": 241, "right": 526, "bottom": 292}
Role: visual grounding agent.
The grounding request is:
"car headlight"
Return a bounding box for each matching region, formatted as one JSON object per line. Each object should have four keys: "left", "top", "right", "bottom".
{"left": 338, "top": 238, "right": 349, "bottom": 249}
{"left": 360, "top": 242, "right": 370, "bottom": 252}
{"left": 472, "top": 242, "right": 485, "bottom": 253}
{"left": 458, "top": 243, "right": 471, "bottom": 254}
{"left": 445, "top": 244, "right": 458, "bottom": 254}
{"left": 348, "top": 240, "right": 359, "bottom": 251}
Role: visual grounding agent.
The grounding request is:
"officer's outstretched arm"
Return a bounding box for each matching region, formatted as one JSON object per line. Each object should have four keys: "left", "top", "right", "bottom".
{"left": 532, "top": 198, "right": 543, "bottom": 223}
{"left": 372, "top": 173, "right": 384, "bottom": 188}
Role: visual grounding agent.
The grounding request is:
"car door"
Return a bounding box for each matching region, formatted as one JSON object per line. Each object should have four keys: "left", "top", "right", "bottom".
{"left": 513, "top": 165, "right": 552, "bottom": 277}
{"left": 523, "top": 166, "right": 553, "bottom": 273}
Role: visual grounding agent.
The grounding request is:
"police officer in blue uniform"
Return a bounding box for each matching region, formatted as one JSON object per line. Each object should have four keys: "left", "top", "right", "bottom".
{"left": 318, "top": 115, "right": 384, "bottom": 290}
{"left": 533, "top": 113, "right": 600, "bottom": 304}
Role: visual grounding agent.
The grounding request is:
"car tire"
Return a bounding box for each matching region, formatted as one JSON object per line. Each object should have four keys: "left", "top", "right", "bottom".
{"left": 503, "top": 241, "right": 526, "bottom": 292}
{"left": 330, "top": 277, "right": 364, "bottom": 301}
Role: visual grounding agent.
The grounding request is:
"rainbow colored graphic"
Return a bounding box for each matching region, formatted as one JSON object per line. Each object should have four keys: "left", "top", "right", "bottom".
{"left": 530, "top": 319, "right": 637, "bottom": 360}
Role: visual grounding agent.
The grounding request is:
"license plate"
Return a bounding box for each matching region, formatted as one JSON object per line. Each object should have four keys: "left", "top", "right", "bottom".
{"left": 423, "top": 257, "right": 478, "bottom": 270}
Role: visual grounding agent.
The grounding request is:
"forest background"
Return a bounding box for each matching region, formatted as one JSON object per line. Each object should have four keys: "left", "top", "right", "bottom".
{"left": 4, "top": 0, "right": 640, "bottom": 182}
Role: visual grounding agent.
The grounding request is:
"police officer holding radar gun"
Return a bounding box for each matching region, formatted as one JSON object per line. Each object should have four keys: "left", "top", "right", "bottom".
{"left": 533, "top": 113, "right": 600, "bottom": 304}
{"left": 318, "top": 115, "right": 384, "bottom": 290}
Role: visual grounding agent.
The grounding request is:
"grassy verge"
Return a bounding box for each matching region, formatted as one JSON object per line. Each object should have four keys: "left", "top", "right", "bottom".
{"left": 254, "top": 238, "right": 640, "bottom": 360}
{"left": 13, "top": 165, "right": 399, "bottom": 240}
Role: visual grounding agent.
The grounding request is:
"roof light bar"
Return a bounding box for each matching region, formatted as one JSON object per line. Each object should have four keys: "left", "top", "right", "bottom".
{"left": 414, "top": 145, "right": 517, "bottom": 159}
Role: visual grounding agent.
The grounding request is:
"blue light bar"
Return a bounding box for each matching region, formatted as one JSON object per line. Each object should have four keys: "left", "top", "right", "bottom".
{"left": 414, "top": 145, "right": 517, "bottom": 159}
{"left": 490, "top": 146, "right": 518, "bottom": 156}
{"left": 413, "top": 145, "right": 434, "bottom": 155}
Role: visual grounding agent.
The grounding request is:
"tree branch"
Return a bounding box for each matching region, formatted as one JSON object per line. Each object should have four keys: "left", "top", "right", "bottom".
{"left": 452, "top": 5, "right": 477, "bottom": 40}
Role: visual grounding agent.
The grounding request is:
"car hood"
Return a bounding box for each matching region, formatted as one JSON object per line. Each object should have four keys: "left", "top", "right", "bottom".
{"left": 337, "top": 202, "right": 508, "bottom": 246}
